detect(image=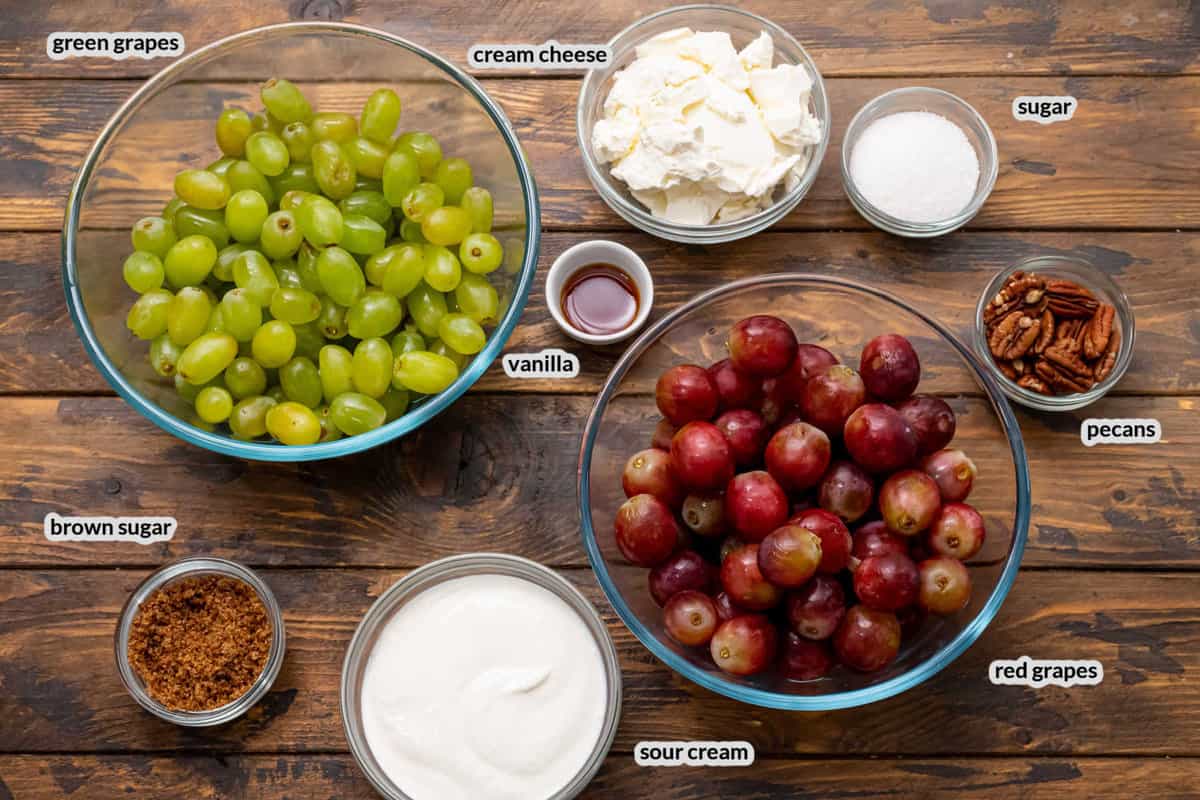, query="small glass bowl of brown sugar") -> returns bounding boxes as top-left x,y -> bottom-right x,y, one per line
974,255 -> 1135,412
115,557 -> 286,726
